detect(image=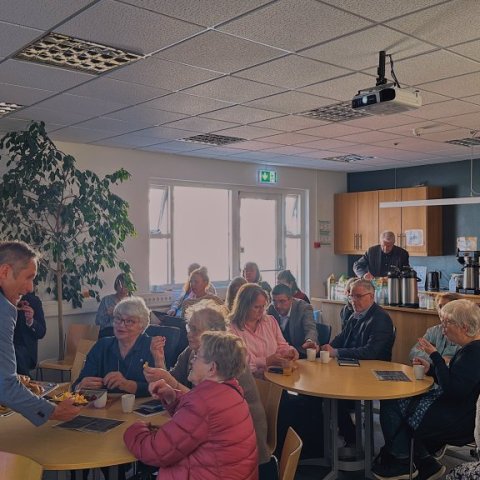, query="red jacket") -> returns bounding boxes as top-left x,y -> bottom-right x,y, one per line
124,379 -> 258,480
